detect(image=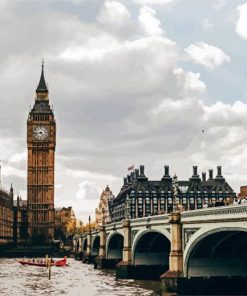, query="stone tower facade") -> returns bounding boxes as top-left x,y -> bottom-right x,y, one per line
27,63 -> 56,243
